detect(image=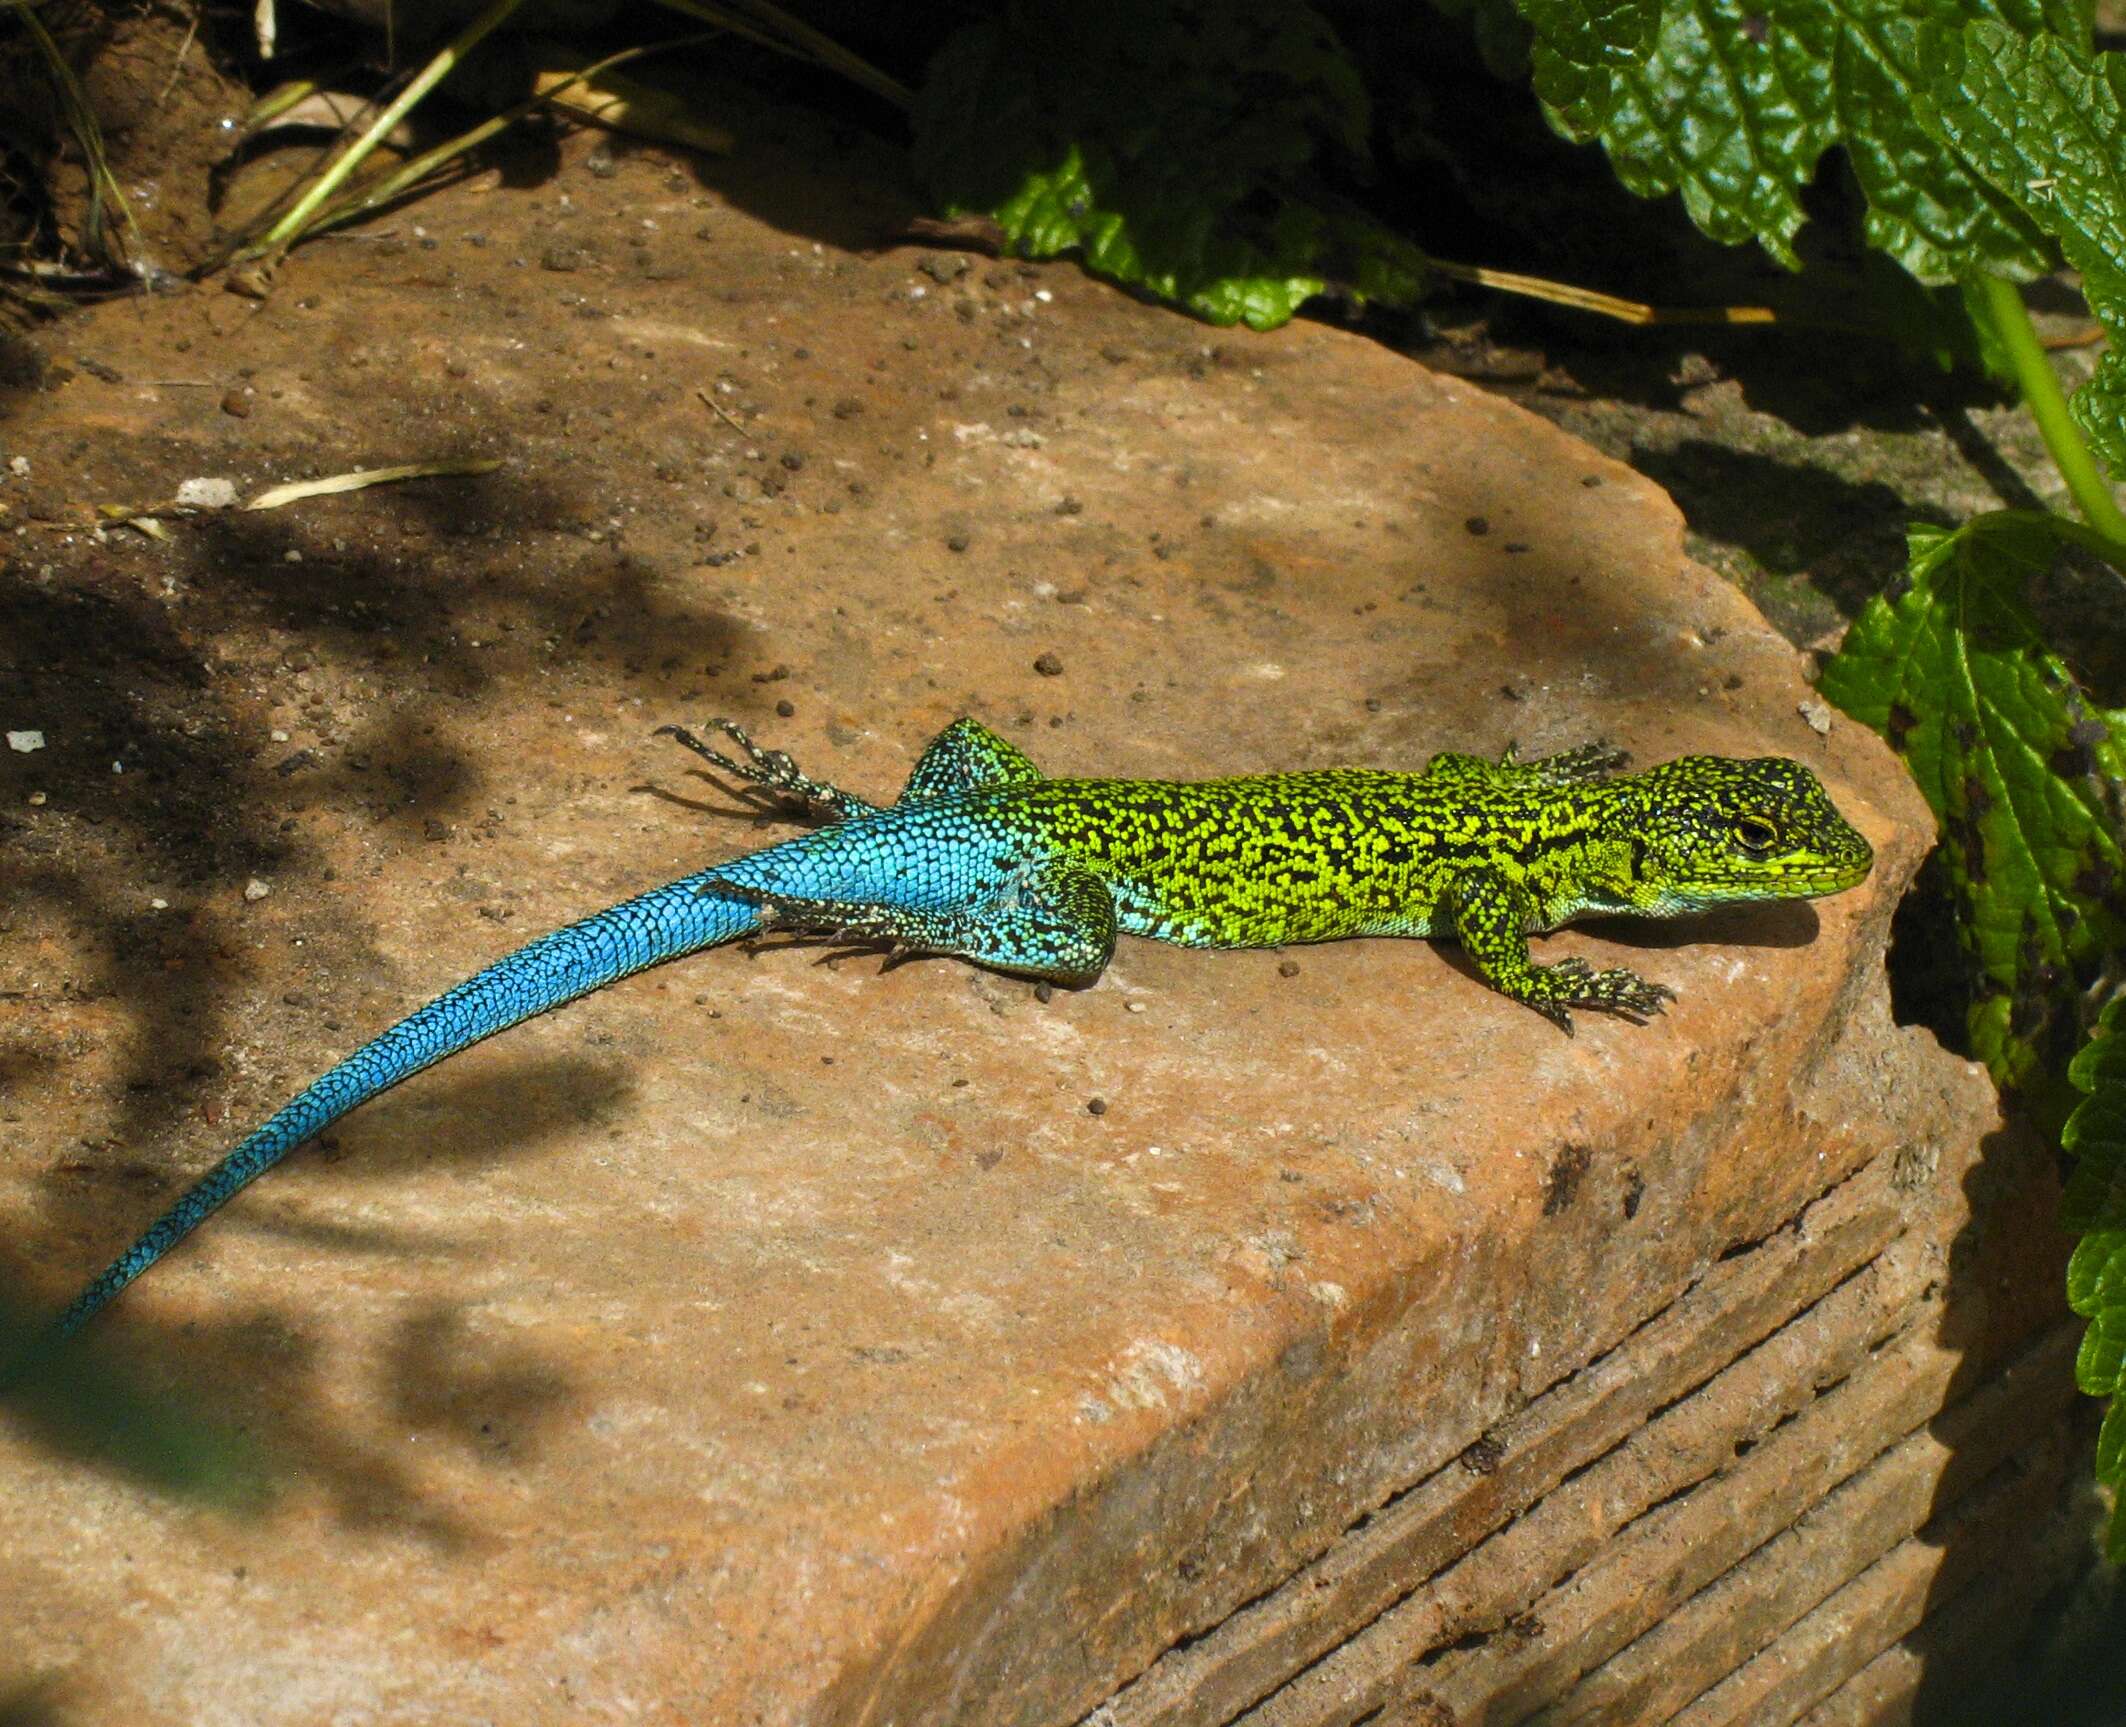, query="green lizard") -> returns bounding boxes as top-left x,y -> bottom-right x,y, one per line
17,717 -> 1872,1358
